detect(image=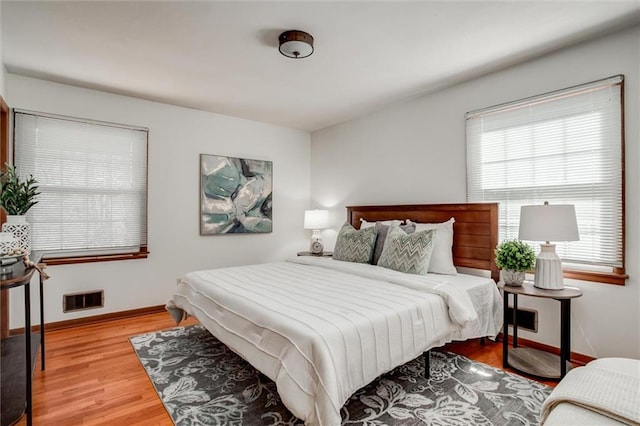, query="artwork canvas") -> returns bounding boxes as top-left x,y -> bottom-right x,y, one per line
200,154 -> 273,234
